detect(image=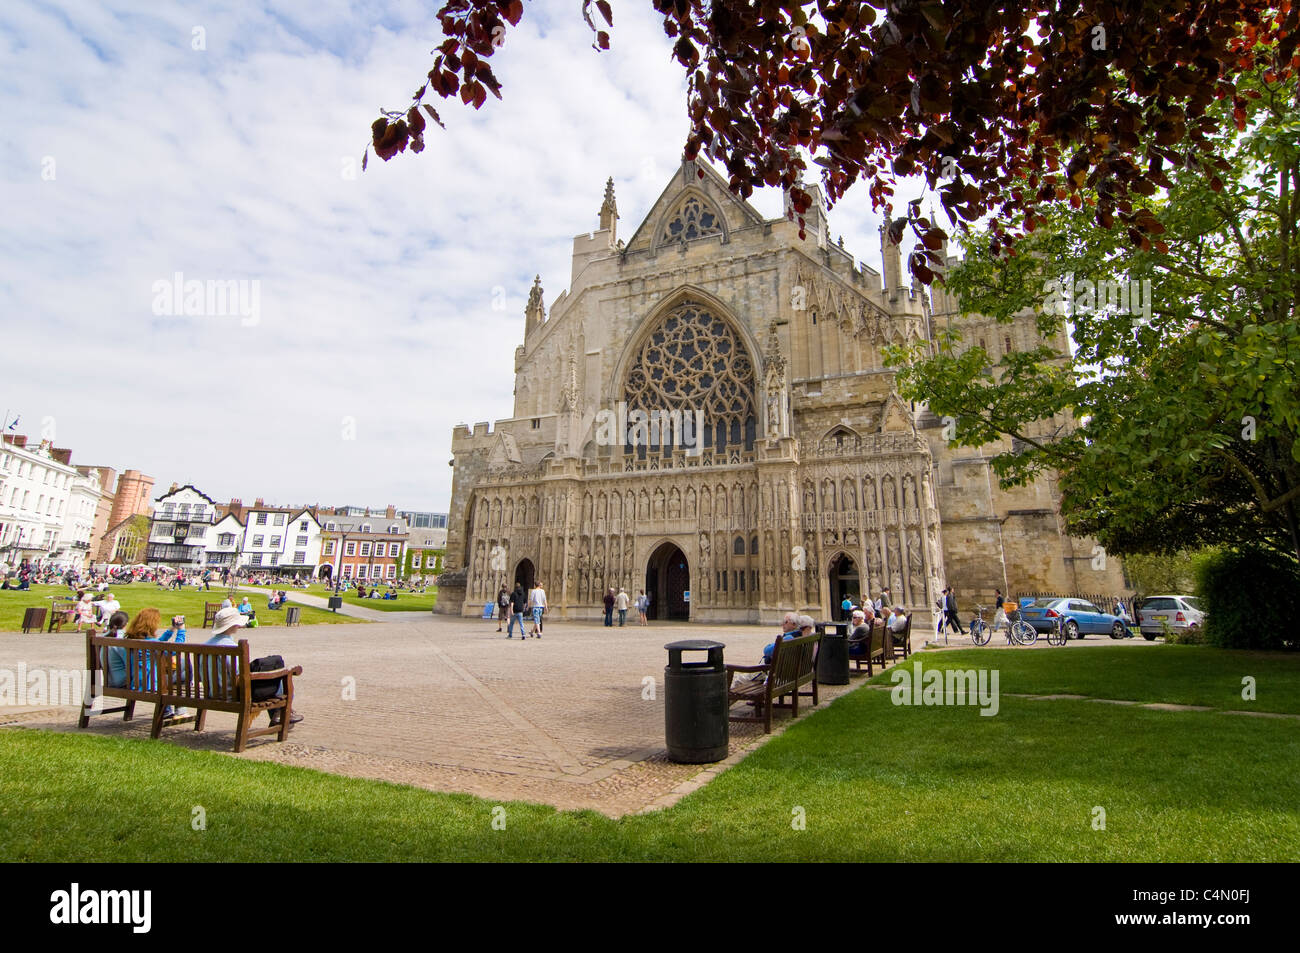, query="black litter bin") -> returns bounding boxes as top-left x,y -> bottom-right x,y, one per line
285,606 -> 302,626
327,596 -> 343,612
664,640 -> 729,763
815,622 -> 850,685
